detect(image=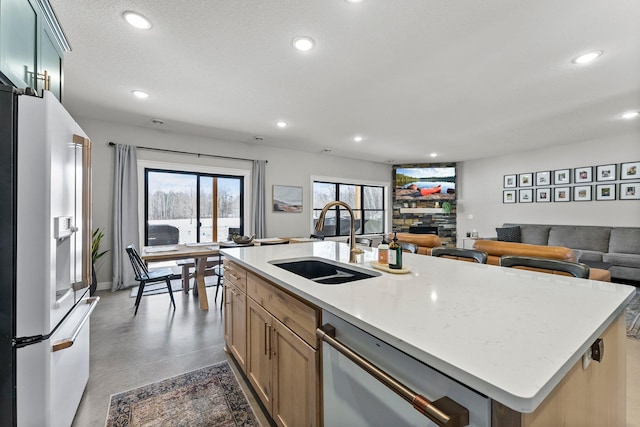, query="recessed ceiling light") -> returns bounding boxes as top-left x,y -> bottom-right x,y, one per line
572,50 -> 602,64
430,153 -> 438,158
131,90 -> 149,99
621,111 -> 639,119
353,136 -> 363,143
276,121 -> 288,128
292,36 -> 315,52
123,11 -> 152,30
